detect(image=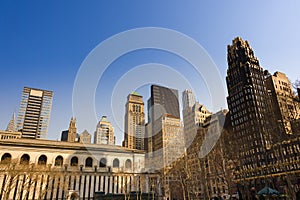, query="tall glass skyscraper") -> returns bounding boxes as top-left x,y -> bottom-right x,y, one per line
147,84 -> 180,123
17,87 -> 53,139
